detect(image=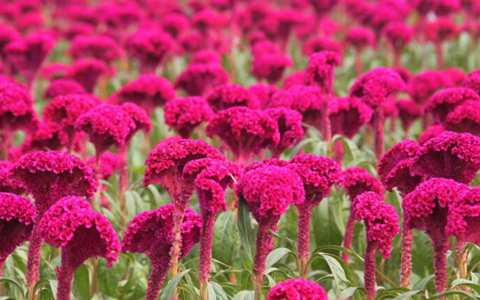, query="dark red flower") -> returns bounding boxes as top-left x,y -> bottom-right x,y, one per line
164,97 -> 213,137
